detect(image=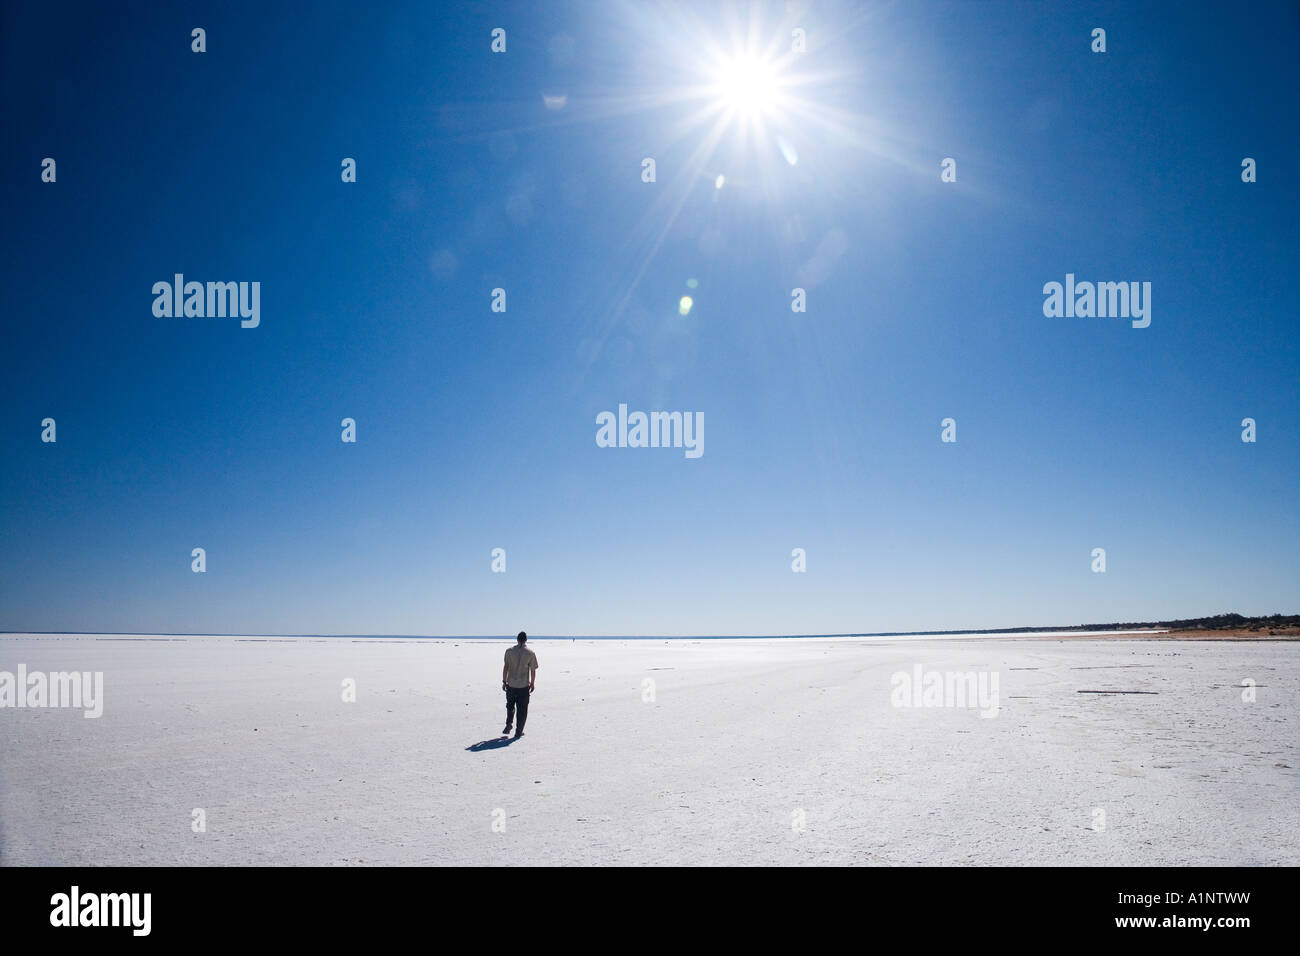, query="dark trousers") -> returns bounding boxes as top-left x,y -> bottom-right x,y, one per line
505,685 -> 530,731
